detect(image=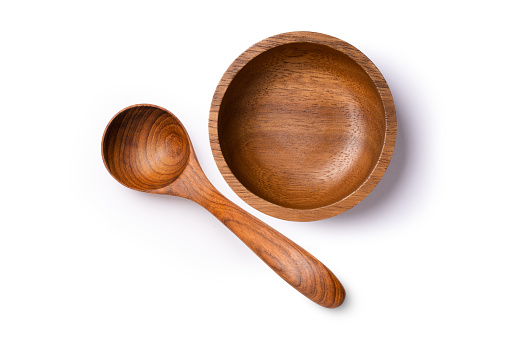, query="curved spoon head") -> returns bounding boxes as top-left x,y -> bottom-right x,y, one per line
102,104 -> 192,191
